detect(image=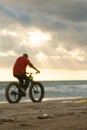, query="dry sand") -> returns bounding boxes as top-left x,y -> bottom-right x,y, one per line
0,98 -> 87,130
